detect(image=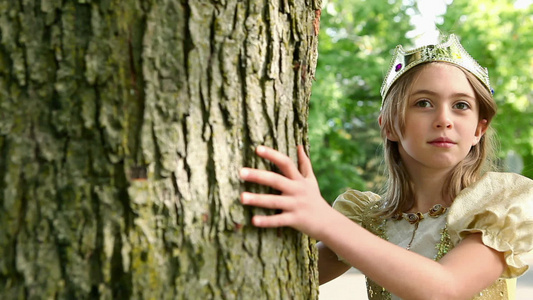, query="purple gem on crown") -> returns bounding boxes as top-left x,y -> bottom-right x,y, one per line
395,63 -> 402,72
